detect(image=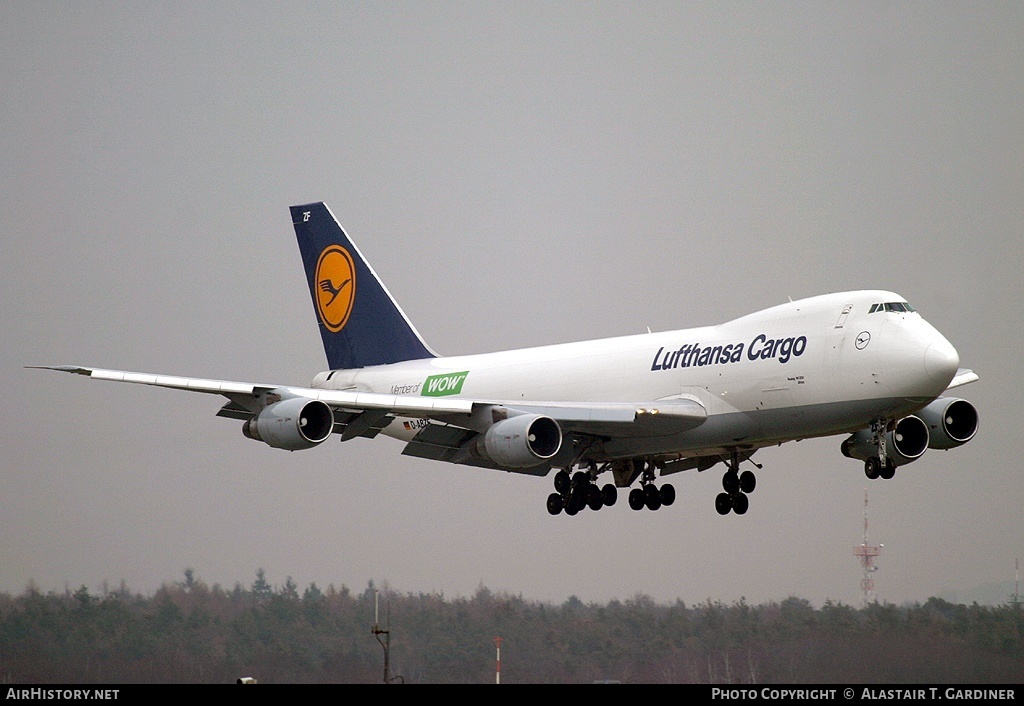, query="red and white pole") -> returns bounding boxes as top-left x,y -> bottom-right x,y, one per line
494,636 -> 503,684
